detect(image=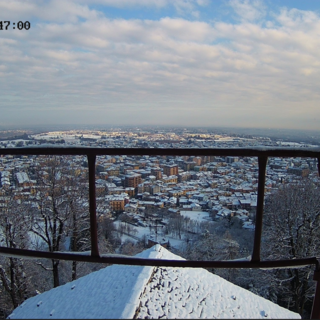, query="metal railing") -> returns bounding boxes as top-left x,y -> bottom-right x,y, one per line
0,146 -> 320,318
